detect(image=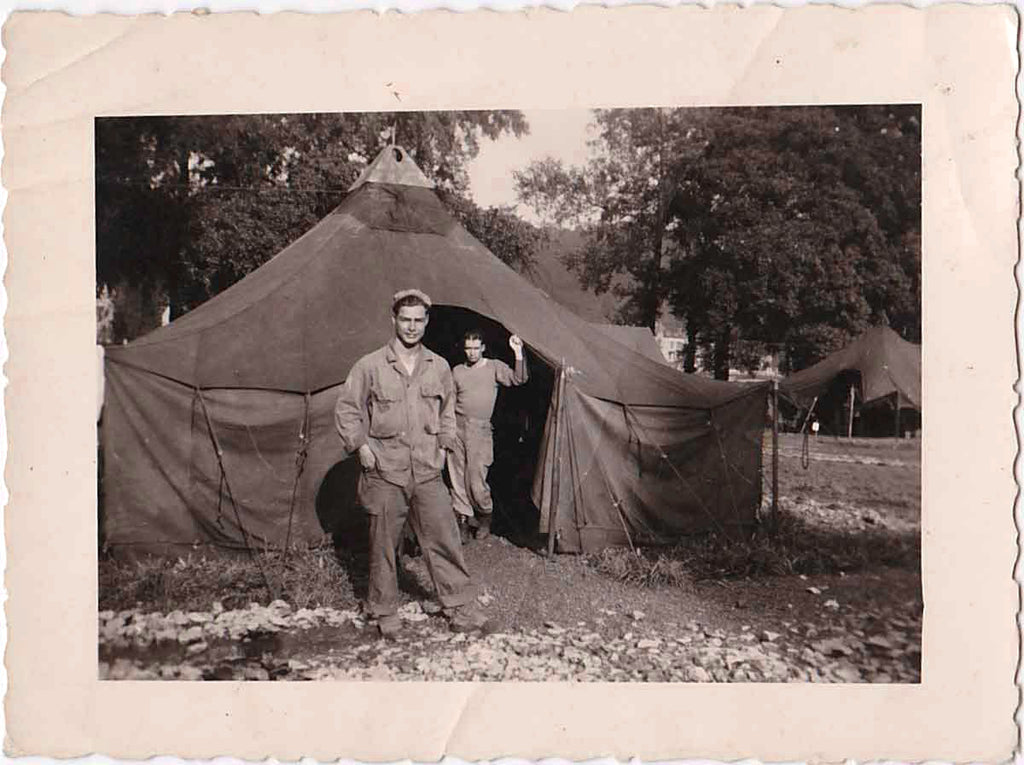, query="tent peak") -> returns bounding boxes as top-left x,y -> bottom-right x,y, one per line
348,144 -> 435,191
